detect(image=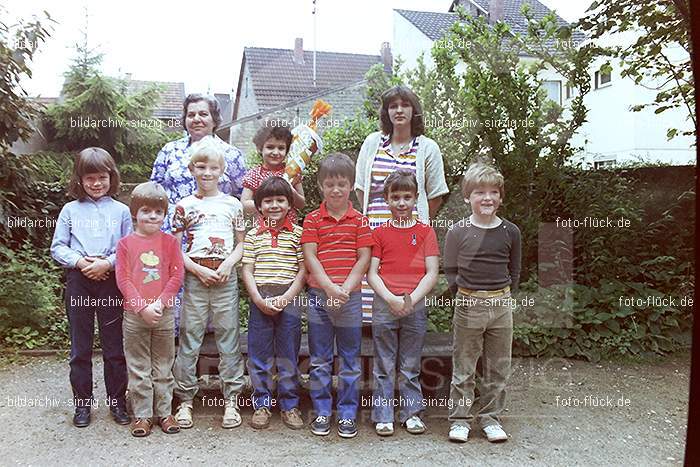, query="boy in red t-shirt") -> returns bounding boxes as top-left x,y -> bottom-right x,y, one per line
301,153 -> 374,439
367,170 -> 439,437
115,182 -> 184,437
